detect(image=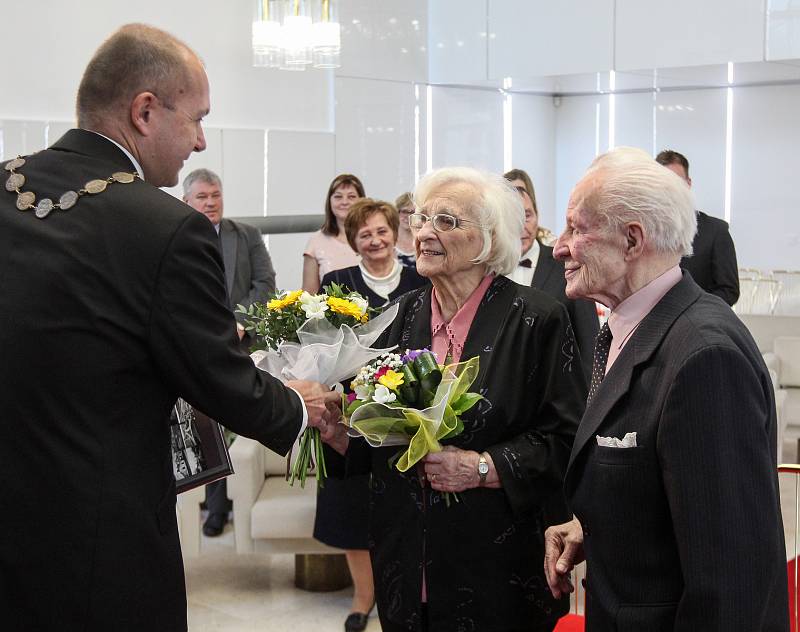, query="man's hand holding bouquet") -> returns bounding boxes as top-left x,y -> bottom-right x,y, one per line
238,283 -> 397,487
